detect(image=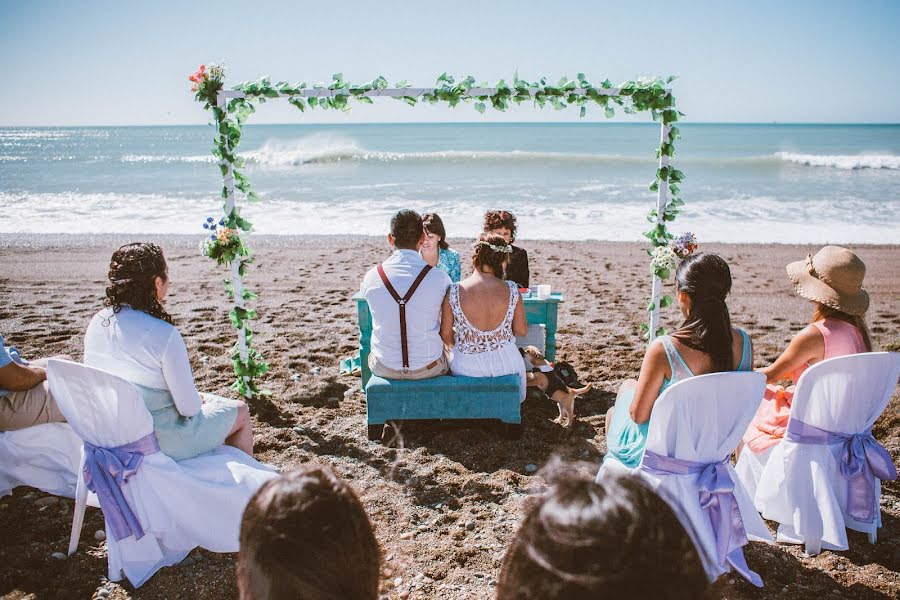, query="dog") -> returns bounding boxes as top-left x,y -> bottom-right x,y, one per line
519,346 -> 591,427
